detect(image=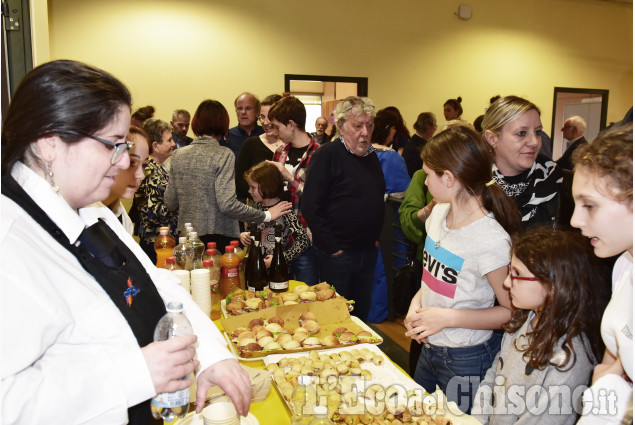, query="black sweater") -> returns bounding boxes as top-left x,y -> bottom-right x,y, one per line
302,141 -> 385,254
